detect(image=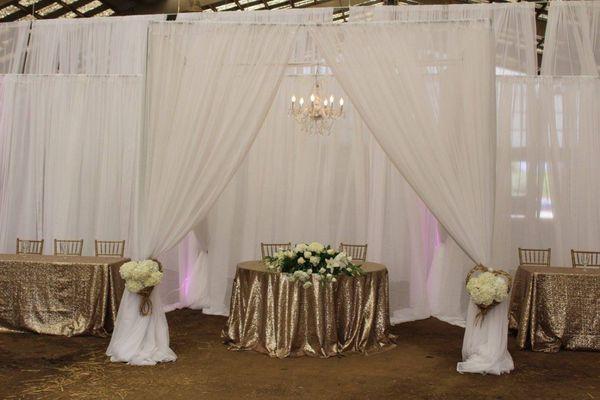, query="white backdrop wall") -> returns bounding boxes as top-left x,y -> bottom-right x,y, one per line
493,76 -> 600,270
0,75 -> 143,254
349,3 -> 538,75
542,0 -> 600,76
24,15 -> 166,74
